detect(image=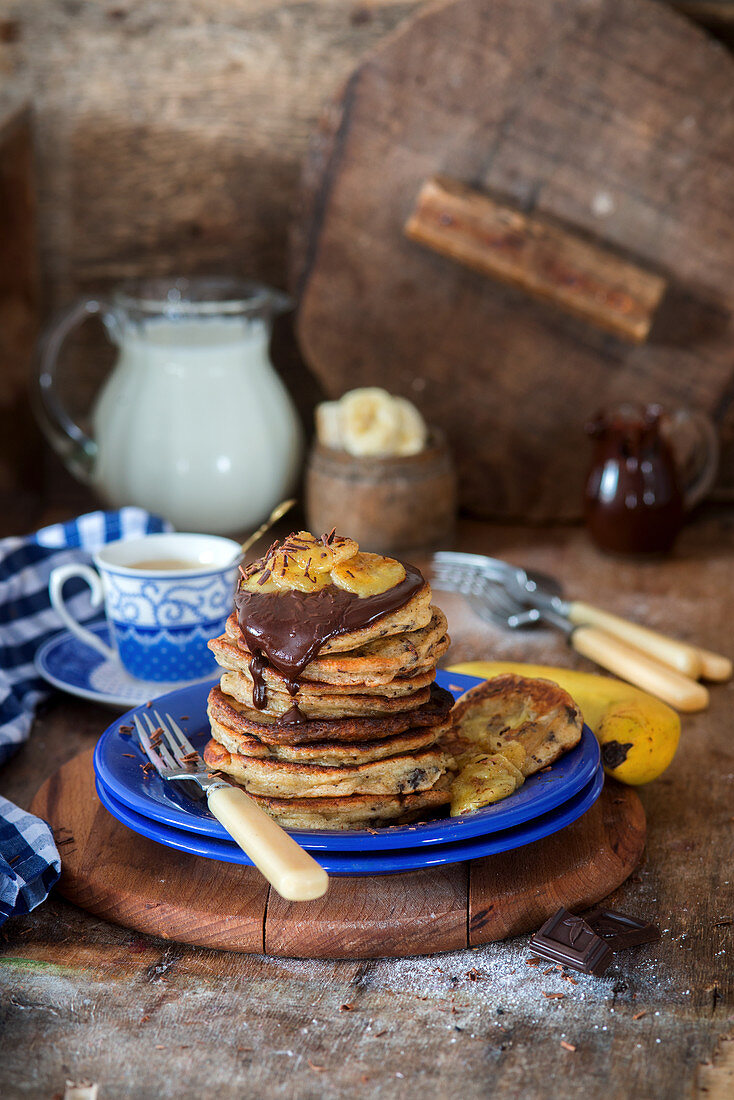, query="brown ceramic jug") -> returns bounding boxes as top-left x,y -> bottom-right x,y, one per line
584,403 -> 718,555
